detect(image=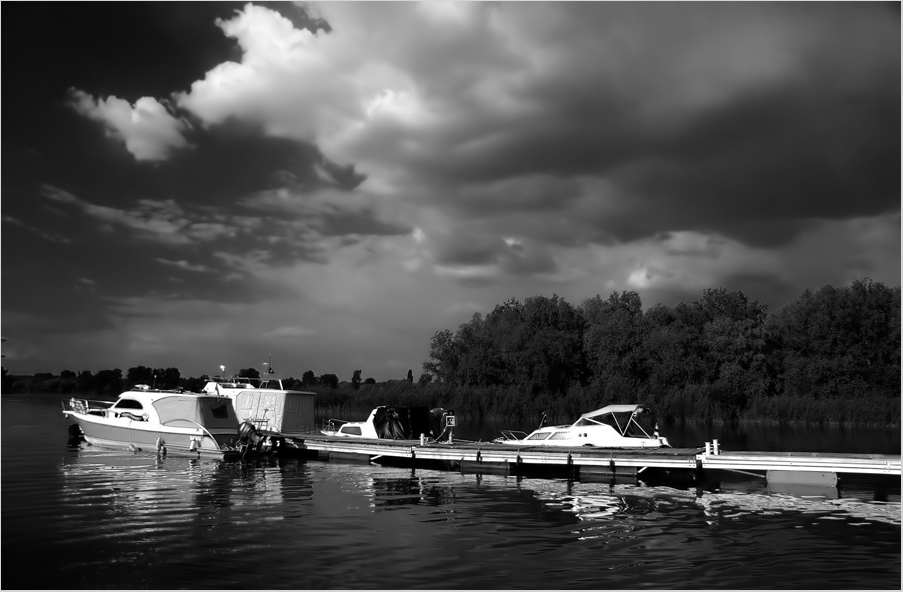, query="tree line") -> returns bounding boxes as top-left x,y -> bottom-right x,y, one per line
0,361 -> 413,399
3,278 -> 899,427
414,279 -> 900,426
0,366 -> 349,396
